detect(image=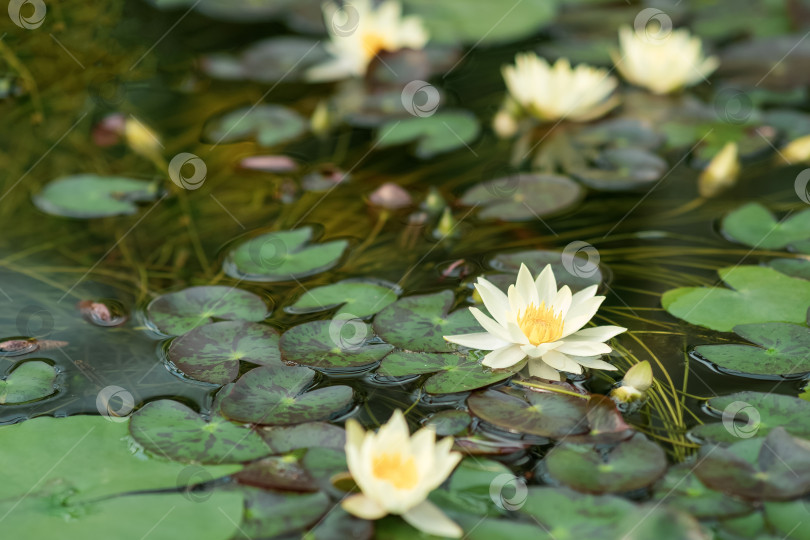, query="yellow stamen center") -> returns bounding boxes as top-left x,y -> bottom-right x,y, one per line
517,302 -> 564,346
371,452 -> 419,489
361,32 -> 389,61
